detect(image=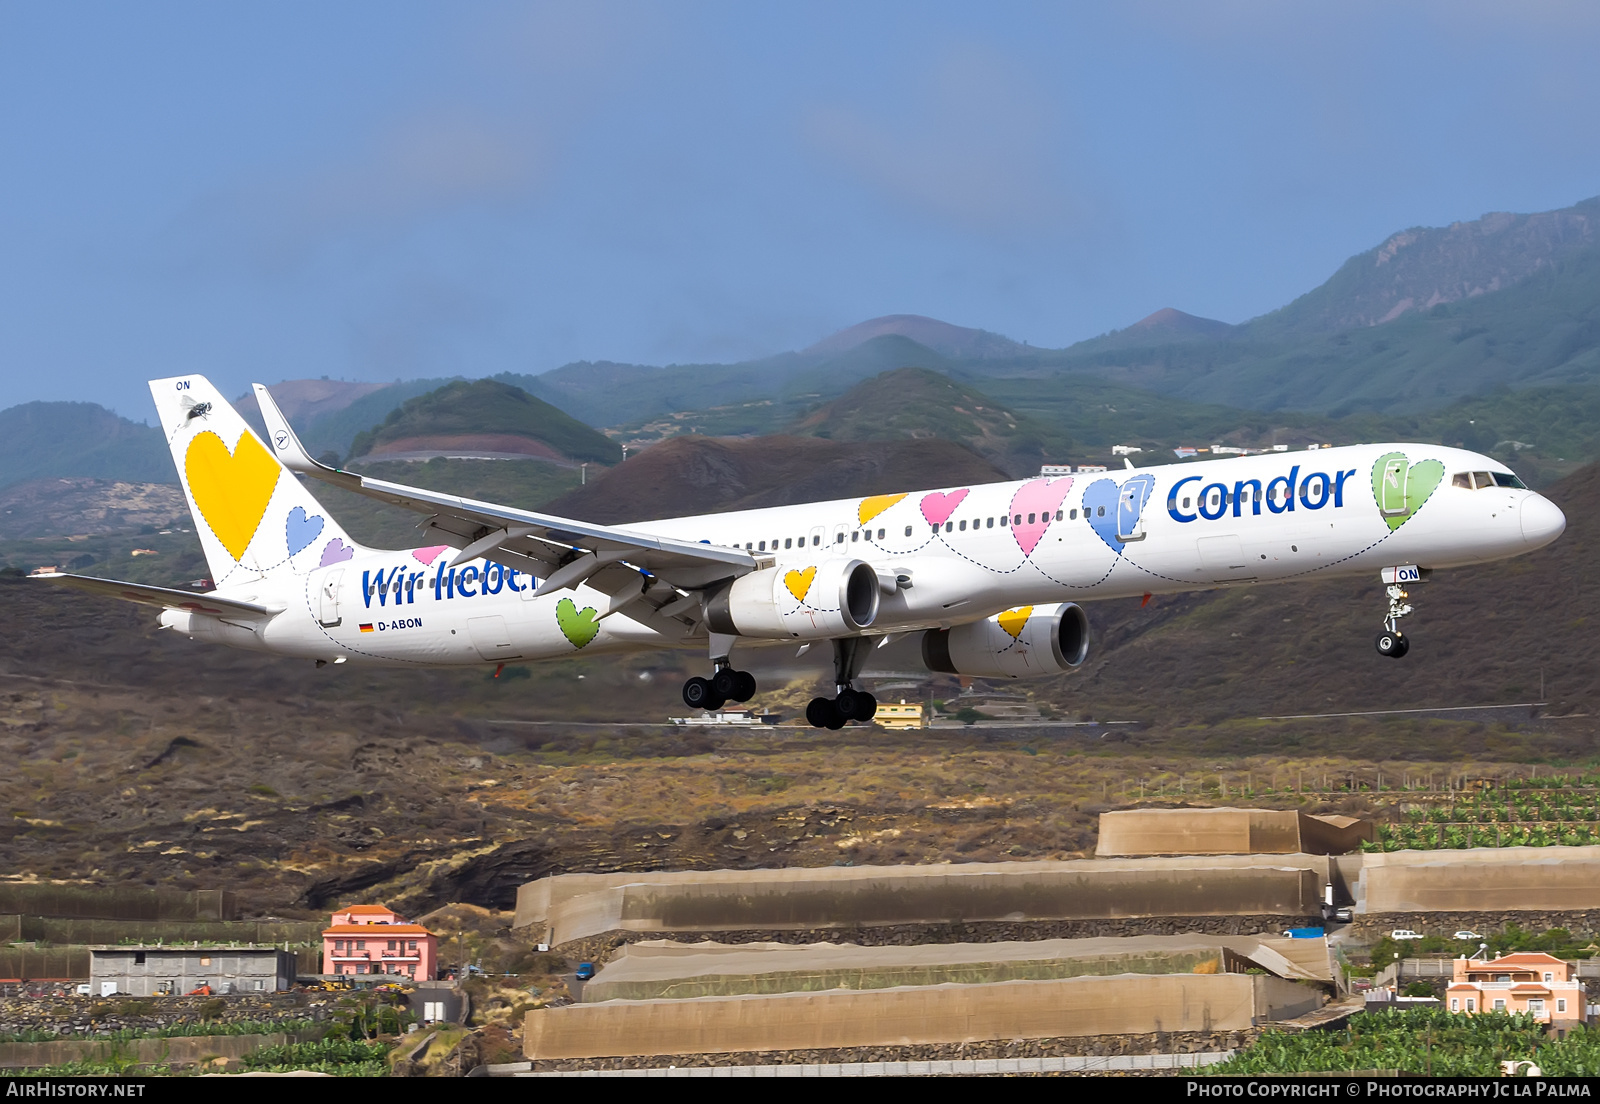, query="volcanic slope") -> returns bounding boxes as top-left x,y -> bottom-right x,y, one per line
540,433 -> 1009,524
0,465 -> 1592,917
347,379 -> 622,465
1048,460 -> 1597,728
